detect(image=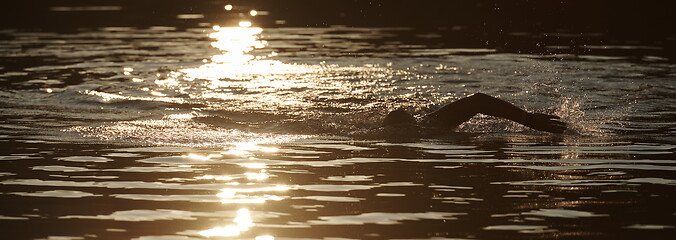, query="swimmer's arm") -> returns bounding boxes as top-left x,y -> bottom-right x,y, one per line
422,93 -> 566,133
